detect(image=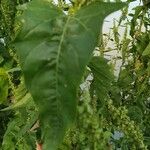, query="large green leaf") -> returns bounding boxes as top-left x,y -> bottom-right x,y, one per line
13,0 -> 125,149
